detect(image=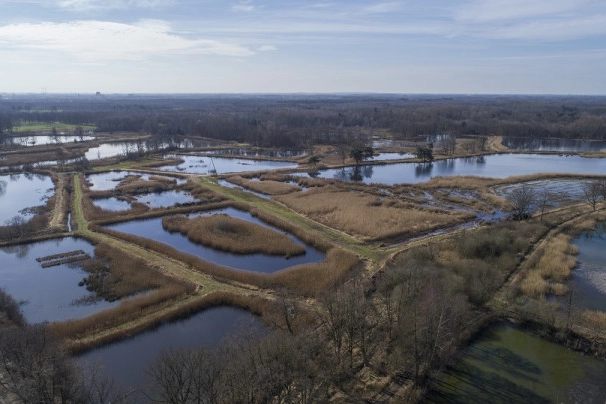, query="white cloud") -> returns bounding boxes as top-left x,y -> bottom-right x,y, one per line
0,20 -> 255,61
231,1 -> 256,13
455,0 -> 585,22
258,45 -> 276,51
361,2 -> 403,14
57,0 -> 176,12
489,14 -> 606,41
